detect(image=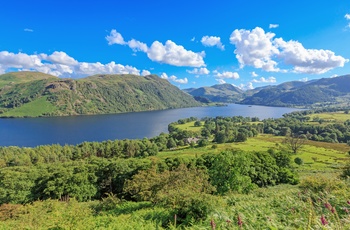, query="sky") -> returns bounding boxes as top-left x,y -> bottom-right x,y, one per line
0,0 -> 350,89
